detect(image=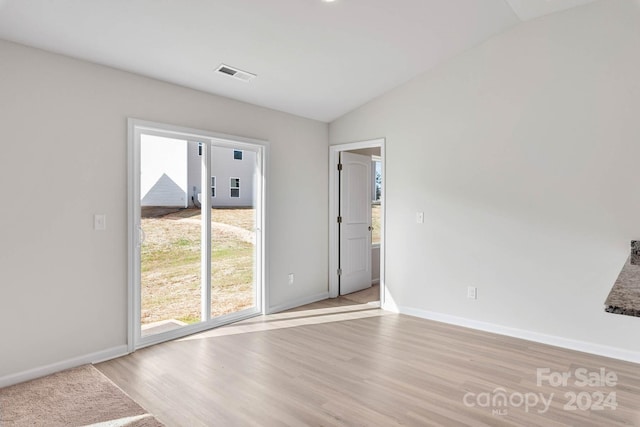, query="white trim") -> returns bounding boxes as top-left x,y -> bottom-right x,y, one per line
136,309 -> 261,349
258,147 -> 269,315
129,118 -> 266,148
0,345 -> 128,388
398,305 -> 640,364
201,143 -> 212,322
128,118 -> 269,351
329,139 -> 385,304
268,292 -> 330,314
328,148 -> 340,298
127,119 -> 137,353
